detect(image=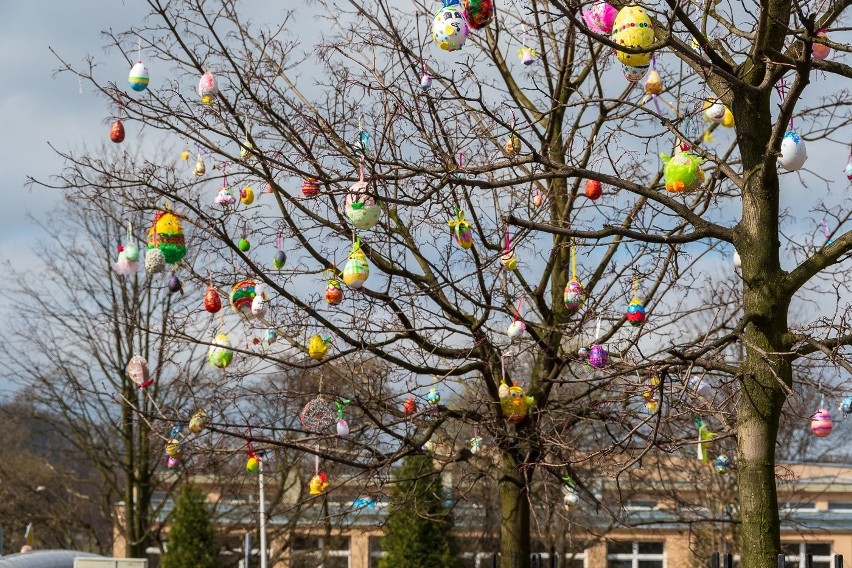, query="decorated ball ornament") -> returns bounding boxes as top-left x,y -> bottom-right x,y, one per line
812,29 -> 831,60
715,454 -> 731,474
128,61 -> 149,92
810,408 -> 833,437
448,209 -> 474,250
208,333 -> 234,369
588,344 -> 608,368
272,250 -> 287,270
198,71 -> 218,104
462,0 -> 494,30
500,384 -> 535,423
308,335 -> 332,361
345,170 -> 382,230
238,237 -> 251,252
147,211 -> 187,265
188,410 -> 208,434
127,355 -> 154,388
250,294 -> 267,318
230,280 -> 258,317
301,178 -> 320,196
583,1 -> 618,34
145,247 -> 166,274
564,278 -> 585,313
778,130 -> 808,171
110,120 -> 125,143
309,472 -> 329,495
215,187 -> 237,206
562,478 -> 580,511
626,297 -> 646,326
300,397 -> 337,432
661,148 -> 705,193
703,100 -> 726,123
343,239 -> 370,289
432,1 -> 469,52
584,179 -> 603,200
611,5 -> 655,67
204,285 -> 222,313
420,71 -> 433,90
